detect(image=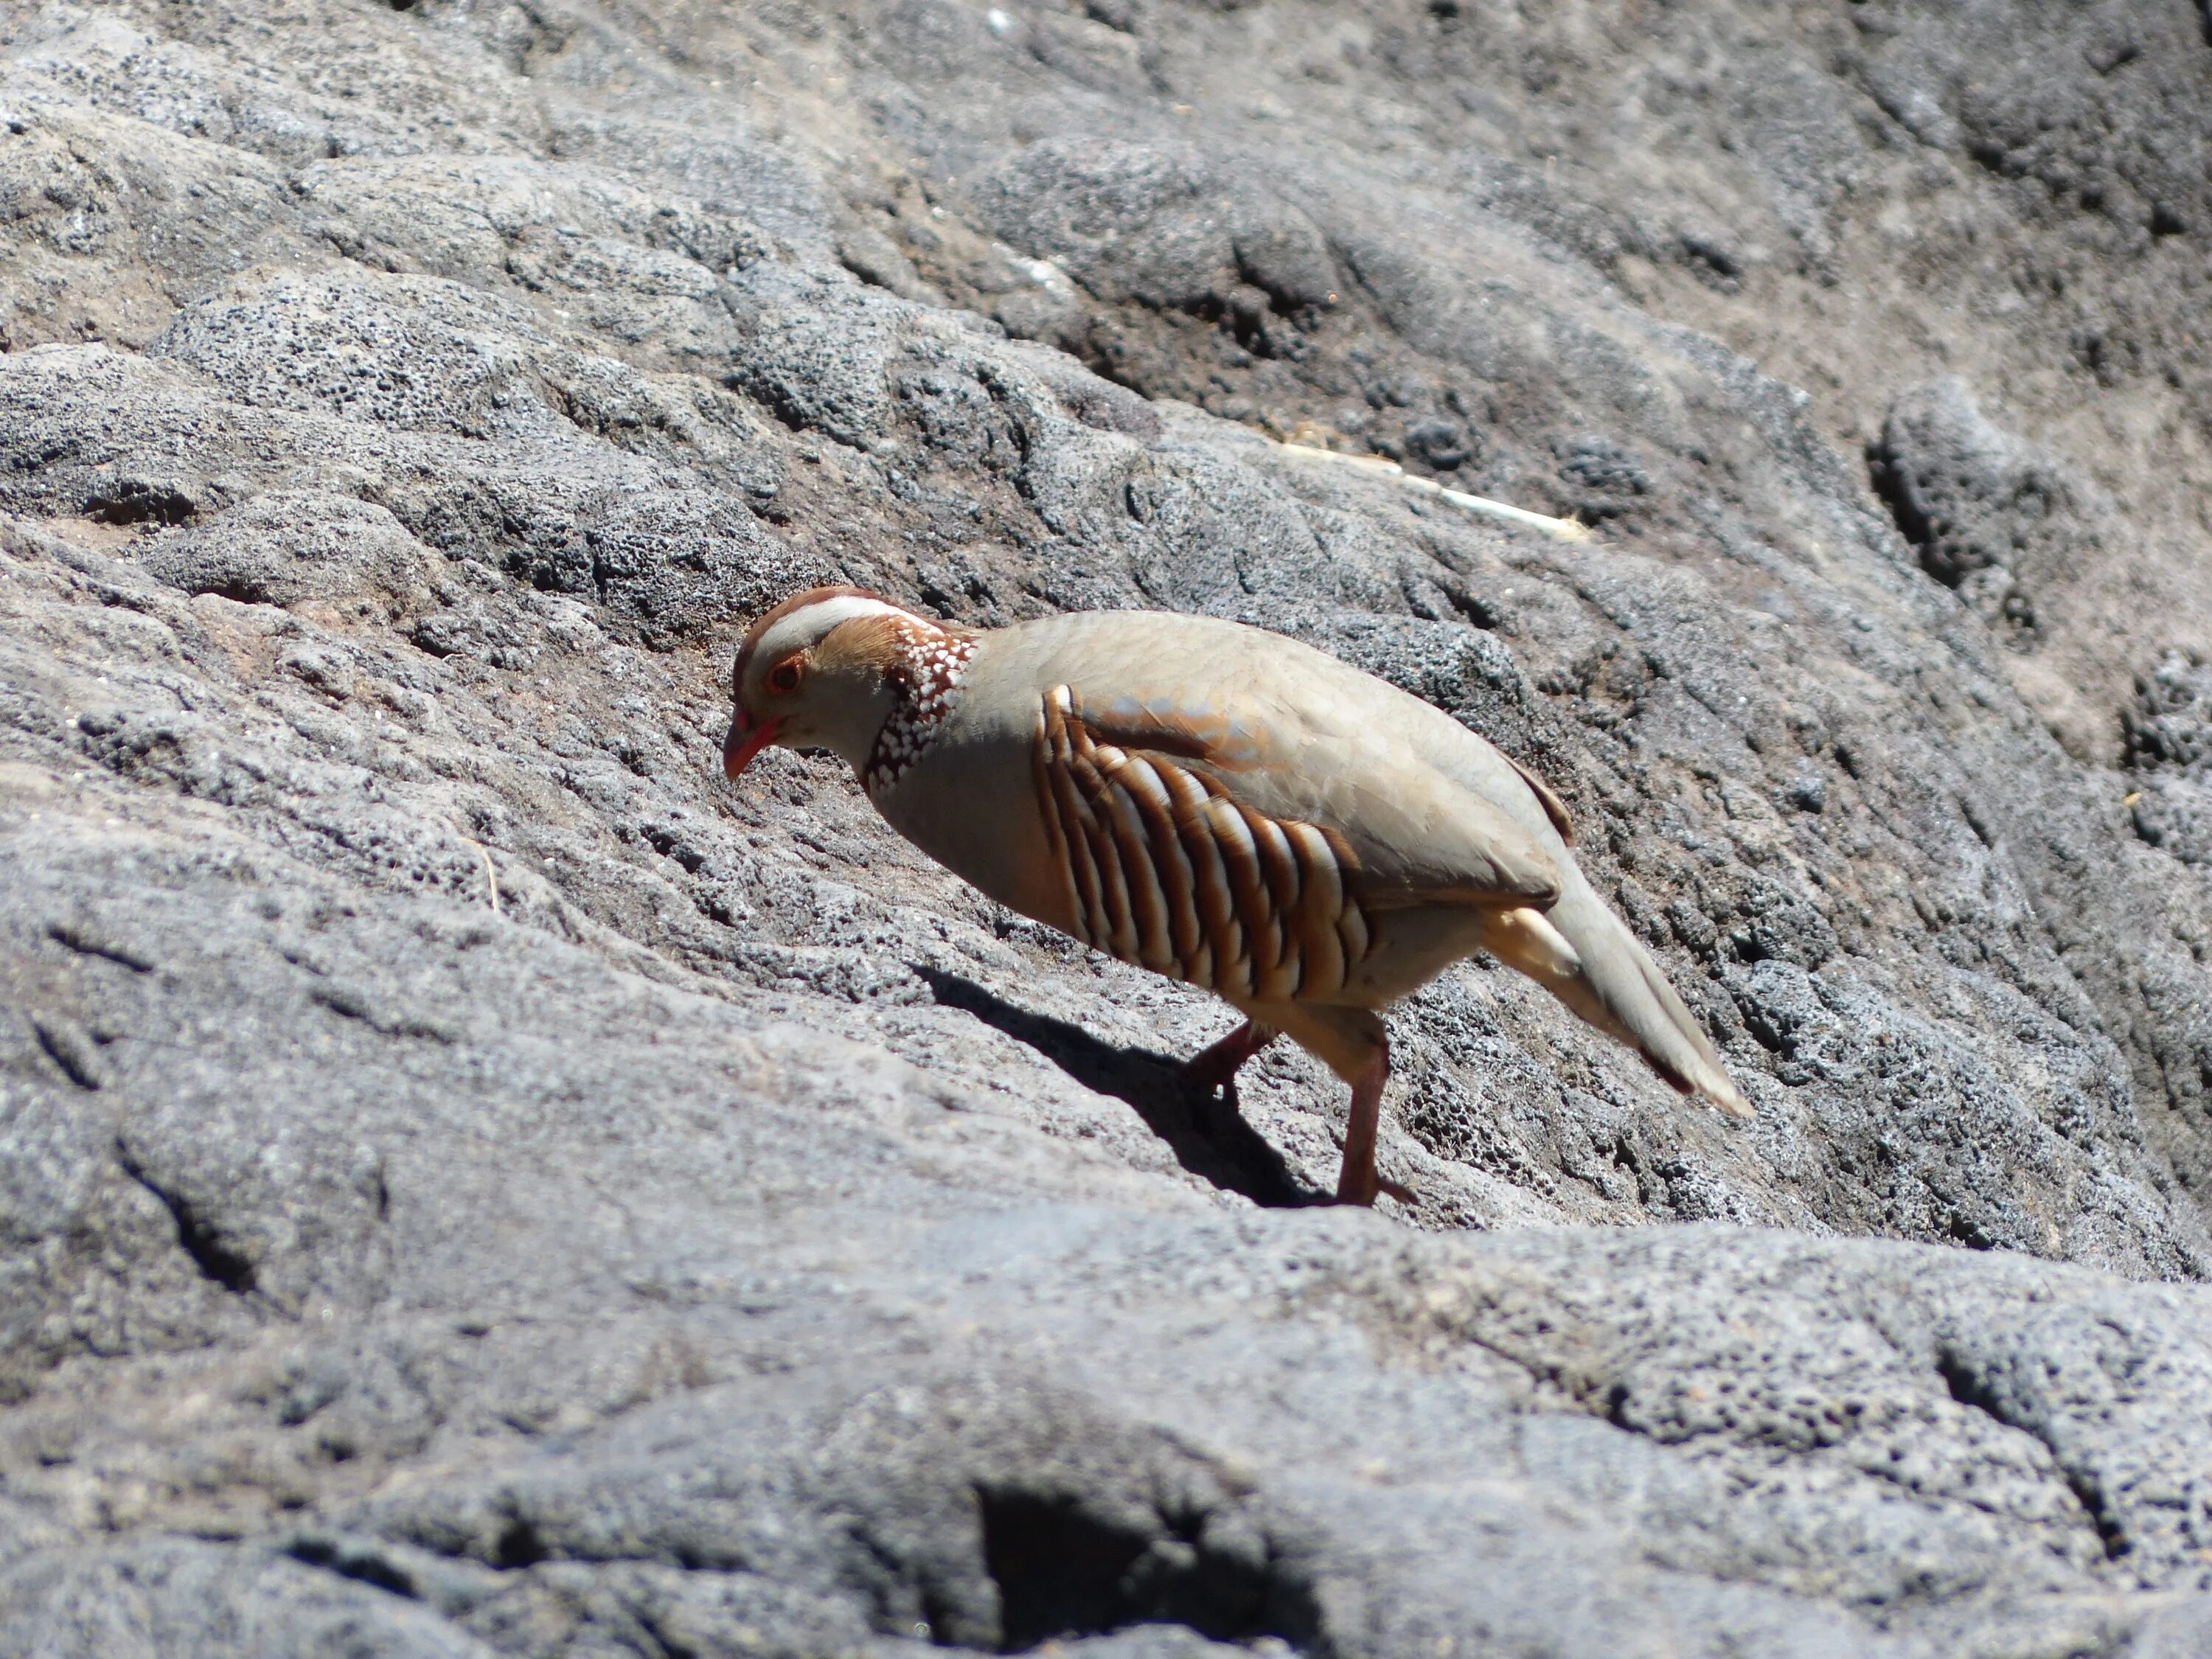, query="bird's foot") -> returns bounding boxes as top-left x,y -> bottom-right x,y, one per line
1183,1020 -> 1276,1096
1333,1043 -> 1411,1208
1332,1164 -> 1418,1208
